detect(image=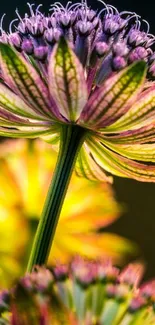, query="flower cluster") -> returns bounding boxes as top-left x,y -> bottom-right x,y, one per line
0,1 -> 154,182
1,258 -> 155,324
1,1 -> 155,76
